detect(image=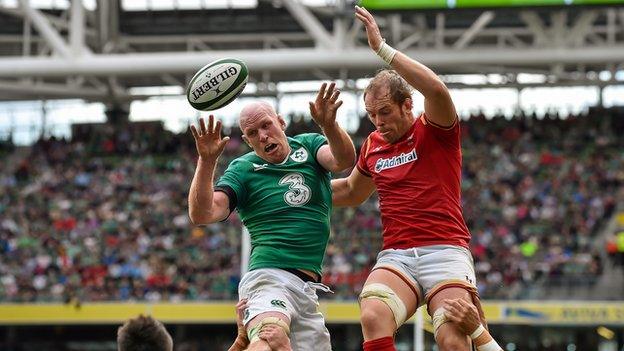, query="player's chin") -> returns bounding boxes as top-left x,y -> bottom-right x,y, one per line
380,133 -> 394,143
